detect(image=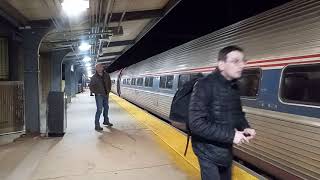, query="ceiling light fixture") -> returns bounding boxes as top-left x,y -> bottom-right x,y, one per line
79,42 -> 91,51
83,56 -> 91,62
62,0 -> 89,17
